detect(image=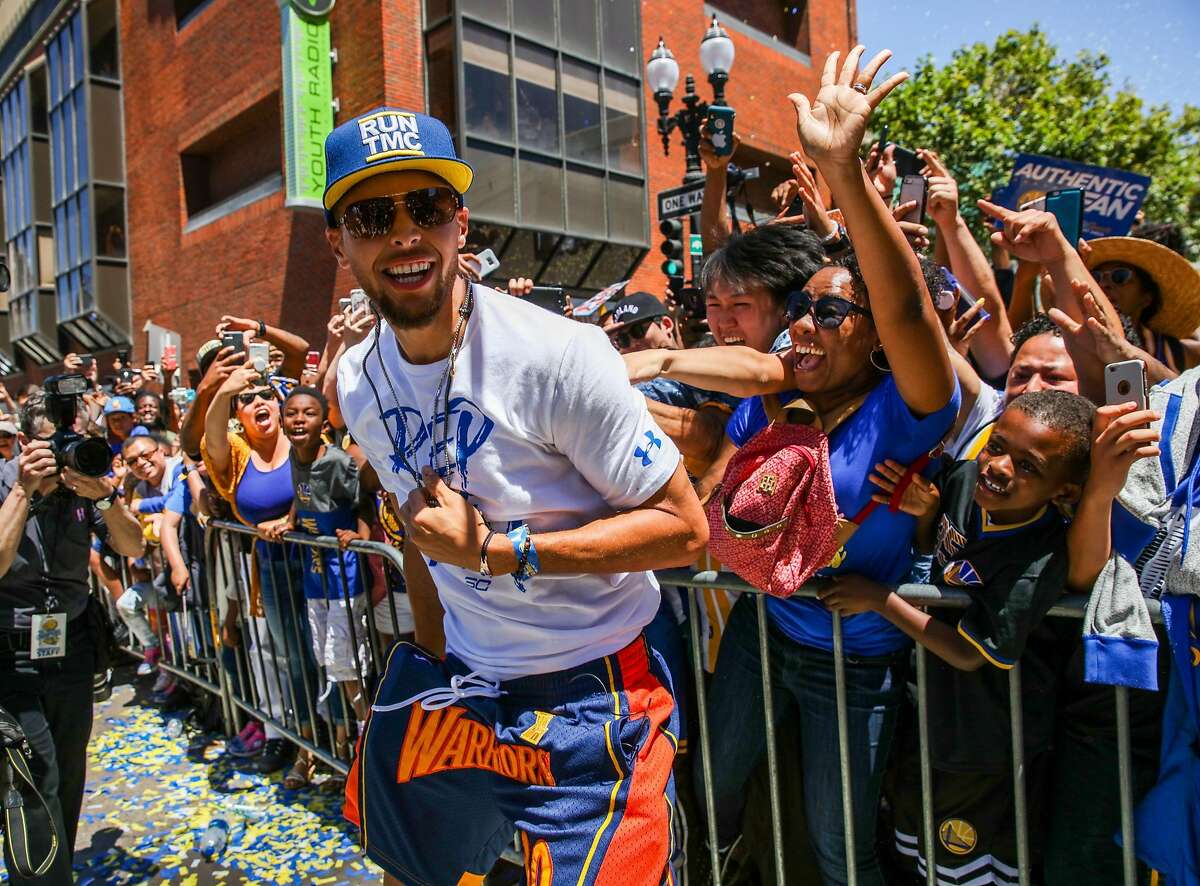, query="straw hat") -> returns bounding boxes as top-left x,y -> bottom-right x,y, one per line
1085,236 -> 1200,340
